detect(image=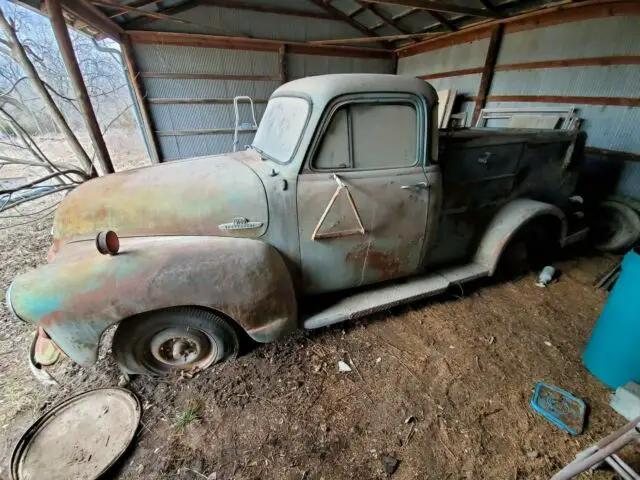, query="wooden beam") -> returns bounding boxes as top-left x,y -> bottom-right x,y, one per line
396,0 -> 640,58
482,95 -> 640,107
121,35 -> 161,163
362,0 -> 500,18
307,0 -> 381,39
193,0 -> 335,20
495,55 -> 640,71
93,0 -> 204,29
46,0 -> 114,174
418,66 -> 483,80
416,55 -> 640,80
108,0 -> 163,19
398,25 -> 493,57
128,30 -> 394,59
140,72 -> 281,81
309,31 -> 439,44
156,128 -> 249,136
477,0 -> 504,17
279,45 -> 287,85
59,0 -> 124,40
584,147 -> 640,162
148,98 -> 268,104
472,24 -> 502,125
